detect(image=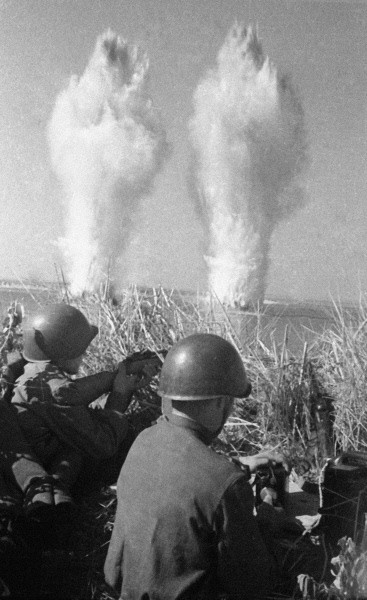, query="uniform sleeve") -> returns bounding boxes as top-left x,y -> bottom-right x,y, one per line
49,371 -> 116,406
214,475 -> 278,599
22,403 -> 130,459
